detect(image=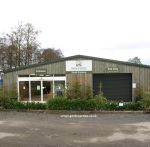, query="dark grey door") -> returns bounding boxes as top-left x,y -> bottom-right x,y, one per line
93,73 -> 132,101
